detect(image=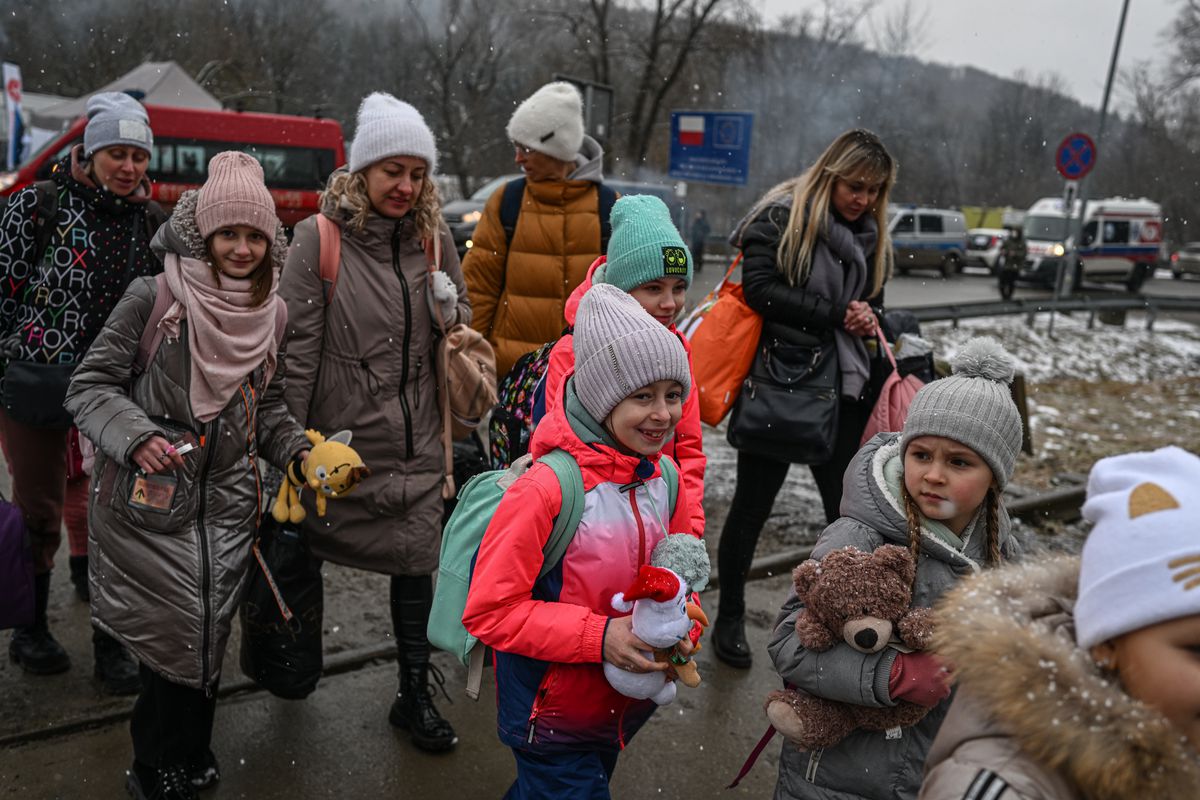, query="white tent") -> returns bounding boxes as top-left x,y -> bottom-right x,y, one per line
28,61 -> 220,130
